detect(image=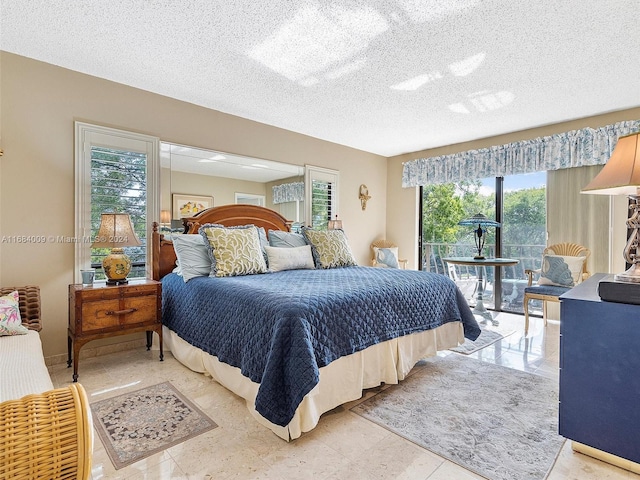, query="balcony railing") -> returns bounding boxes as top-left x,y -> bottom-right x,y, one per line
423,242 -> 546,315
